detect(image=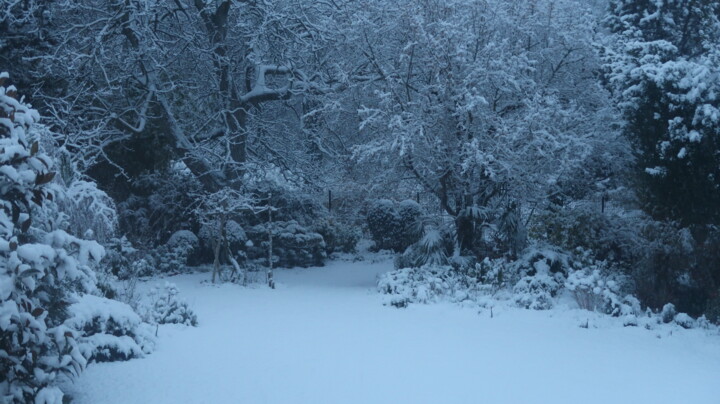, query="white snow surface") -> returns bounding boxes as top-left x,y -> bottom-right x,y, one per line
67,258 -> 720,404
